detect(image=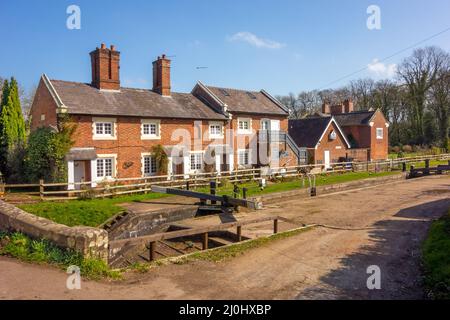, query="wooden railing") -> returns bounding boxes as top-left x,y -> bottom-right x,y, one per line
2,153 -> 450,201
